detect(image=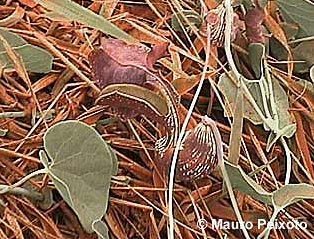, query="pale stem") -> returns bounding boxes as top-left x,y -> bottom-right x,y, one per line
0,185 -> 44,201
223,0 -> 251,238
0,111 -> 25,119
0,168 -> 47,194
167,23 -> 211,239
281,137 -> 292,185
